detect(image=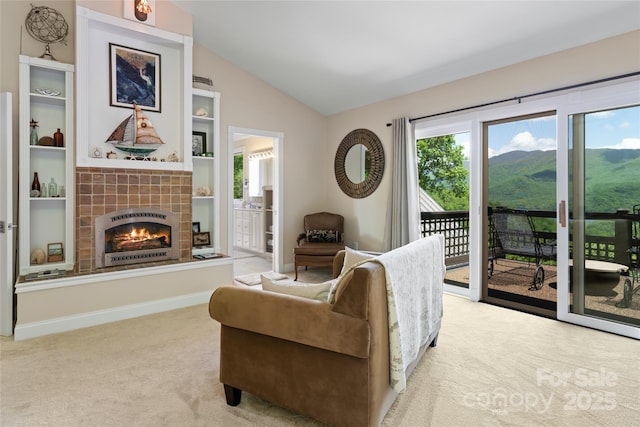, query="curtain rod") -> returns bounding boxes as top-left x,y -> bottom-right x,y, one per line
386,71 -> 640,127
